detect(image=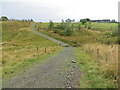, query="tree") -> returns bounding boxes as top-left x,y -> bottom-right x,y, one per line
86,18 -> 90,22
78,24 -> 81,31
0,16 -> 9,21
71,24 -> 74,29
72,19 -> 75,23
30,19 -> 33,22
87,22 -> 91,29
80,18 -> 90,25
80,19 -> 87,25
56,19 -> 65,29
64,23 -> 72,36
84,23 -> 87,28
65,19 -> 72,23
61,19 -> 64,23
48,20 -> 54,29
